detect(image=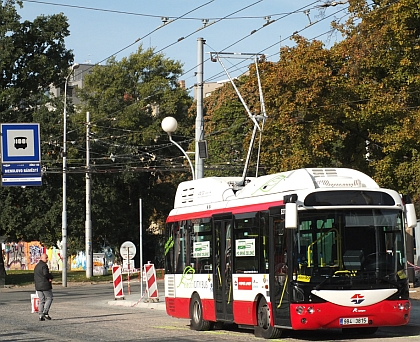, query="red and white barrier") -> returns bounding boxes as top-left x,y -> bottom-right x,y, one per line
112,265 -> 124,299
144,263 -> 158,299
